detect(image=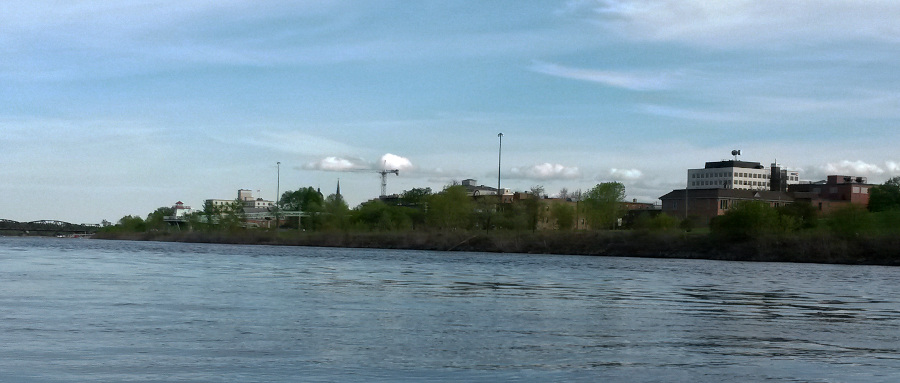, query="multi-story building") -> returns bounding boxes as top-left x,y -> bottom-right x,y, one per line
206,190 -> 274,210
687,160 -> 800,191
